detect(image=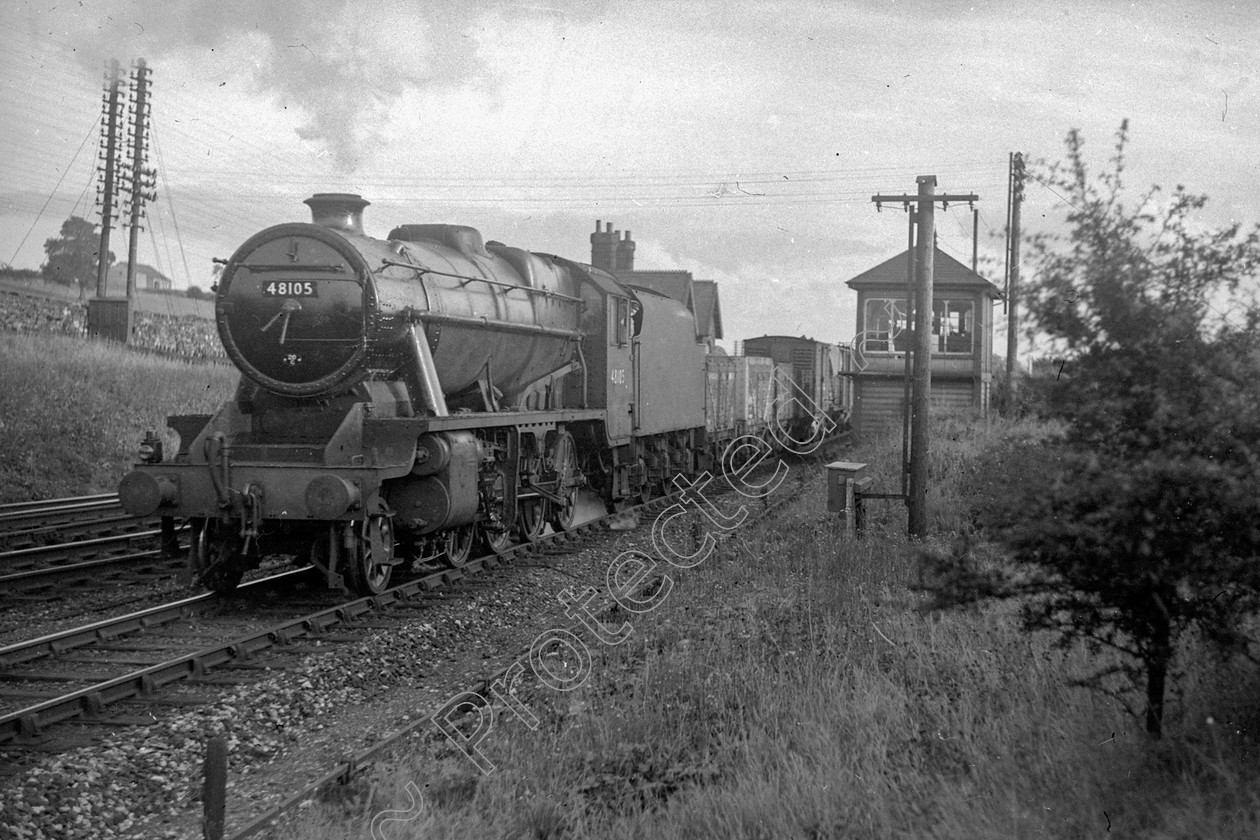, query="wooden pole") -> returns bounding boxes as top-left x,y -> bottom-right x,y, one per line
870,182 -> 977,538
202,735 -> 227,840
908,175 -> 936,538
95,61 -> 122,298
972,206 -> 979,272
1005,152 -> 1024,409
124,58 -> 150,326
901,210 -> 916,498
